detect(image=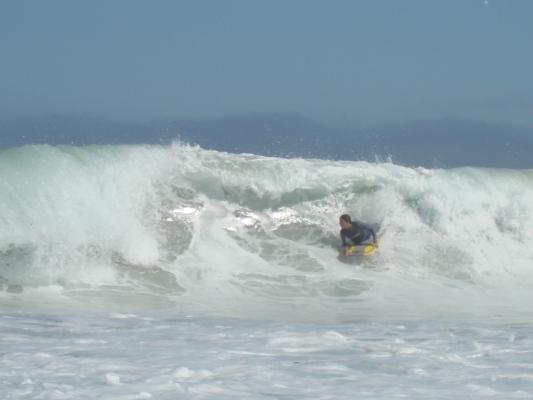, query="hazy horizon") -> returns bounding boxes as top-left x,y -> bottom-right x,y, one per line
2,112 -> 533,169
